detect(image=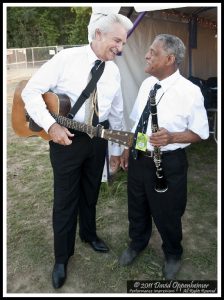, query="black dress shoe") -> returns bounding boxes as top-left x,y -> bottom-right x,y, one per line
119,247 -> 139,266
82,237 -> 109,252
162,257 -> 181,280
52,263 -> 67,289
